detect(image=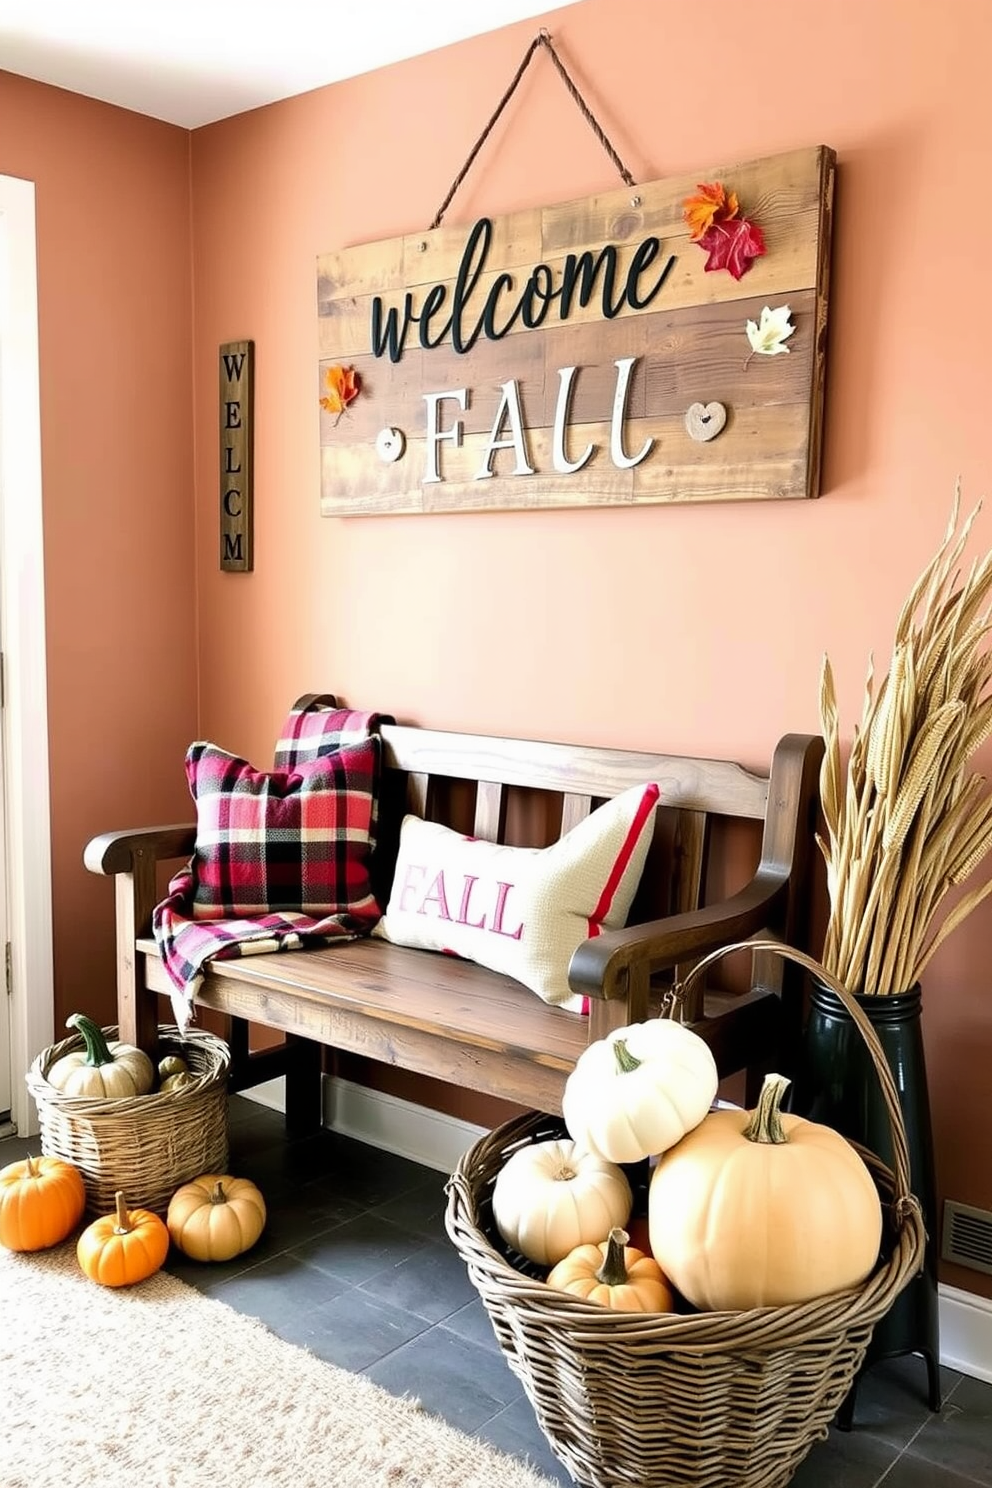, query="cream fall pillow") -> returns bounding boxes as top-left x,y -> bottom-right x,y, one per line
373,782 -> 659,1010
